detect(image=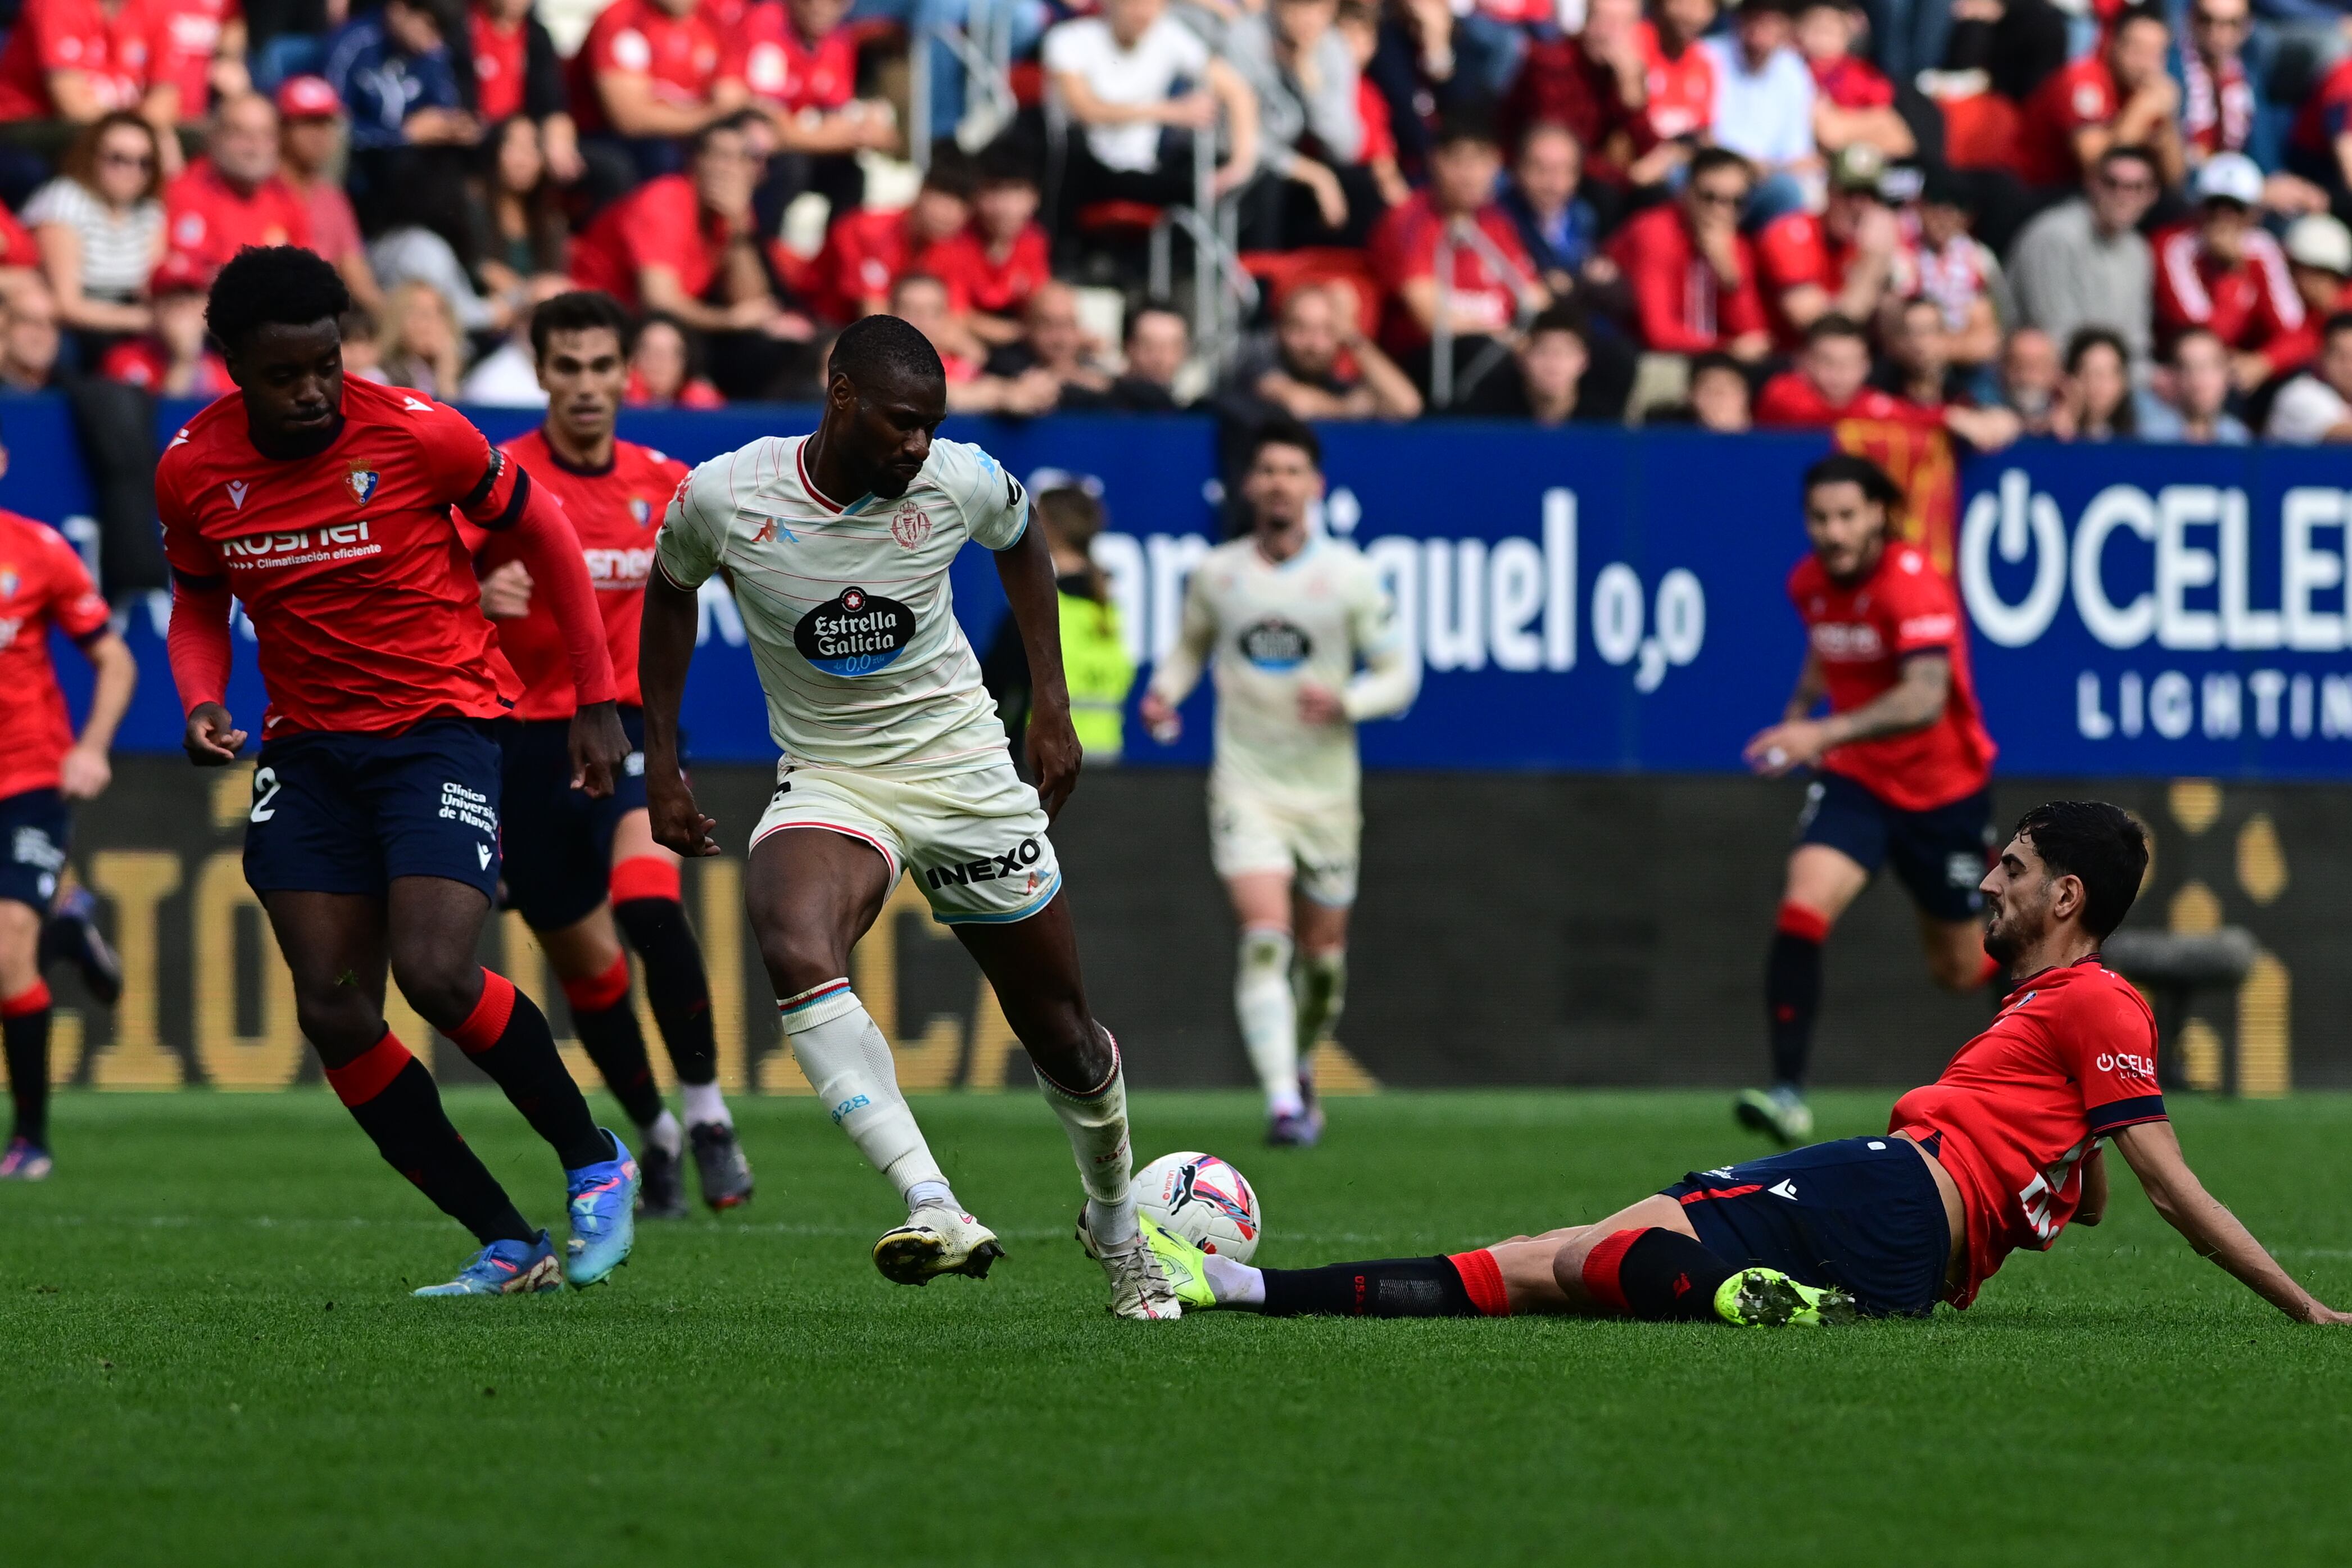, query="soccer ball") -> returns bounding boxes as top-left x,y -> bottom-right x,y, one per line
1135,1152 -> 1261,1262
